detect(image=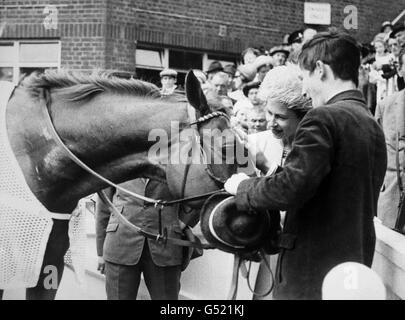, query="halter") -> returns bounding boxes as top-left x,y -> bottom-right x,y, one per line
188,109 -> 233,185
